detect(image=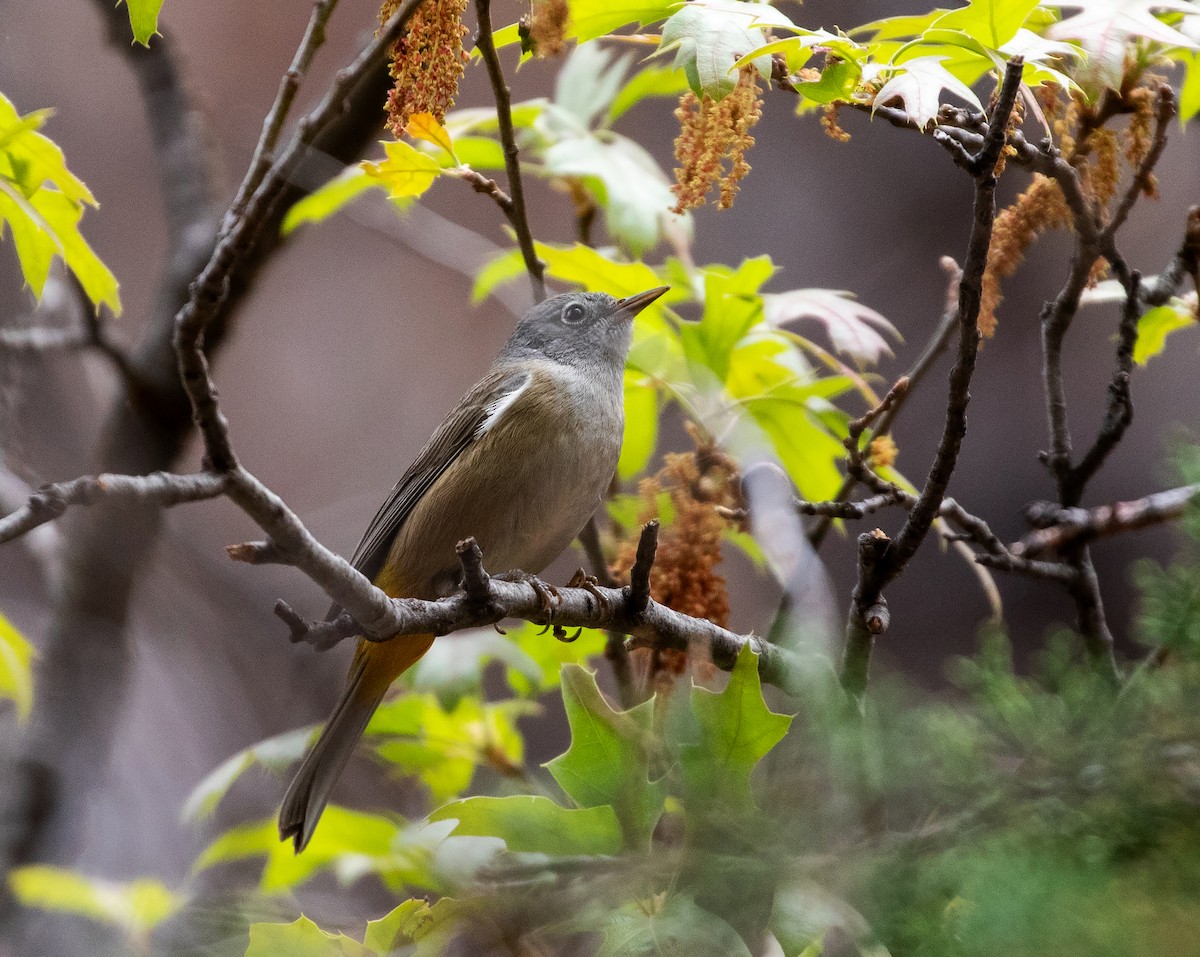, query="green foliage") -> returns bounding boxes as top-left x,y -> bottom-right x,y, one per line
429,795 -> 624,855
660,0 -> 788,99
0,93 -> 120,314
245,916 -> 364,957
679,643 -> 792,807
545,666 -> 663,846
1133,299 -> 1197,365
120,0 -> 166,46
0,609 -> 34,722
8,865 -> 183,942
182,726 -> 313,821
